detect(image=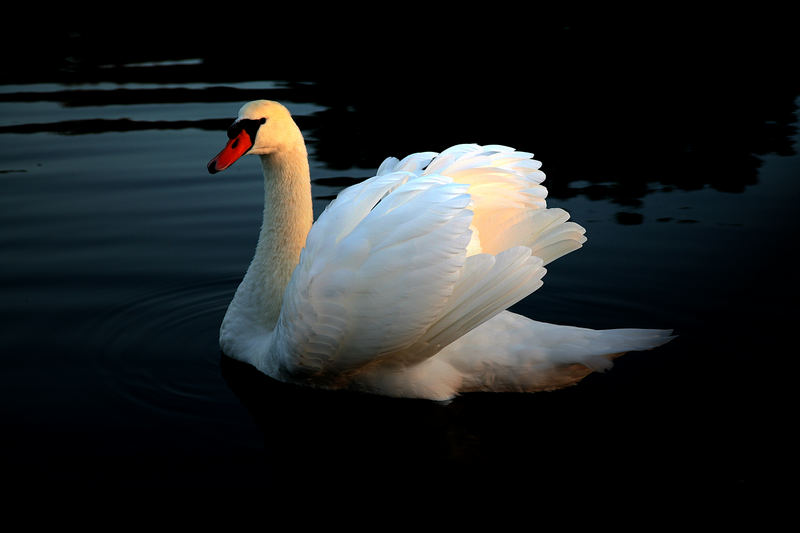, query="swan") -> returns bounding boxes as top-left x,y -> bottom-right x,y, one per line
207,100 -> 673,401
